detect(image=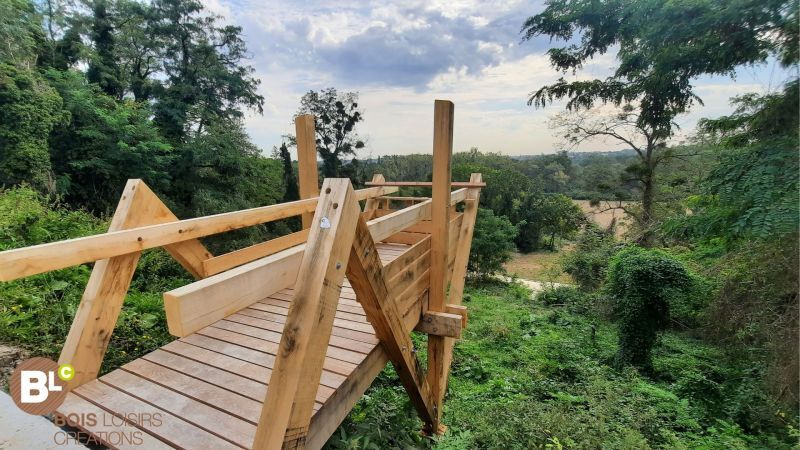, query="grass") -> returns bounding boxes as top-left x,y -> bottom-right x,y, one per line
326,280 -> 798,449
504,249 -> 574,284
